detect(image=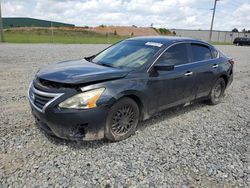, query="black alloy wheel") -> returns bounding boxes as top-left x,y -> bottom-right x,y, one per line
105,98 -> 139,141
208,78 -> 226,105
